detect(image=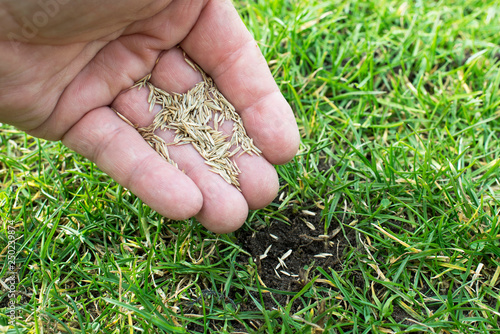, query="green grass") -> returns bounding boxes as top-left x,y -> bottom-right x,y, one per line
2,0 -> 500,332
